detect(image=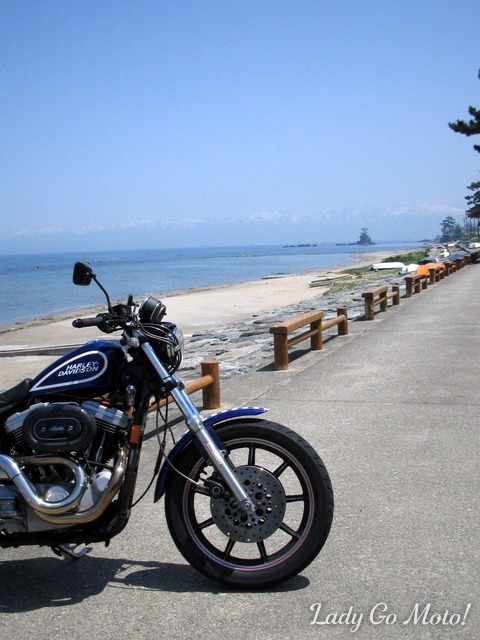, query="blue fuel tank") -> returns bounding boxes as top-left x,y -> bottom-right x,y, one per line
29,340 -> 126,396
